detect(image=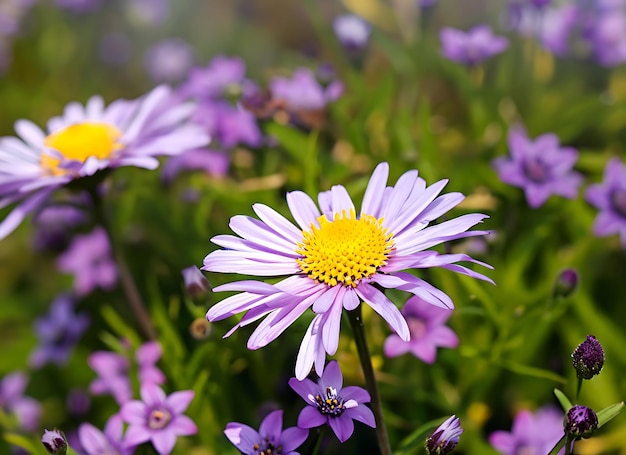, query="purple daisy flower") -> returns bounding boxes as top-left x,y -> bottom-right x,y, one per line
120,383 -> 197,455
78,414 -> 134,455
203,162 -> 492,379
0,85 -> 210,240
585,158 -> 626,247
29,294 -> 89,368
288,360 -> 375,443
224,410 -> 309,455
440,25 -> 509,65
489,406 -> 565,455
0,371 -> 41,432
383,296 -> 458,363
493,126 -> 583,208
57,227 -> 117,296
425,415 -> 463,455
178,55 -> 247,100
270,68 -> 343,111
